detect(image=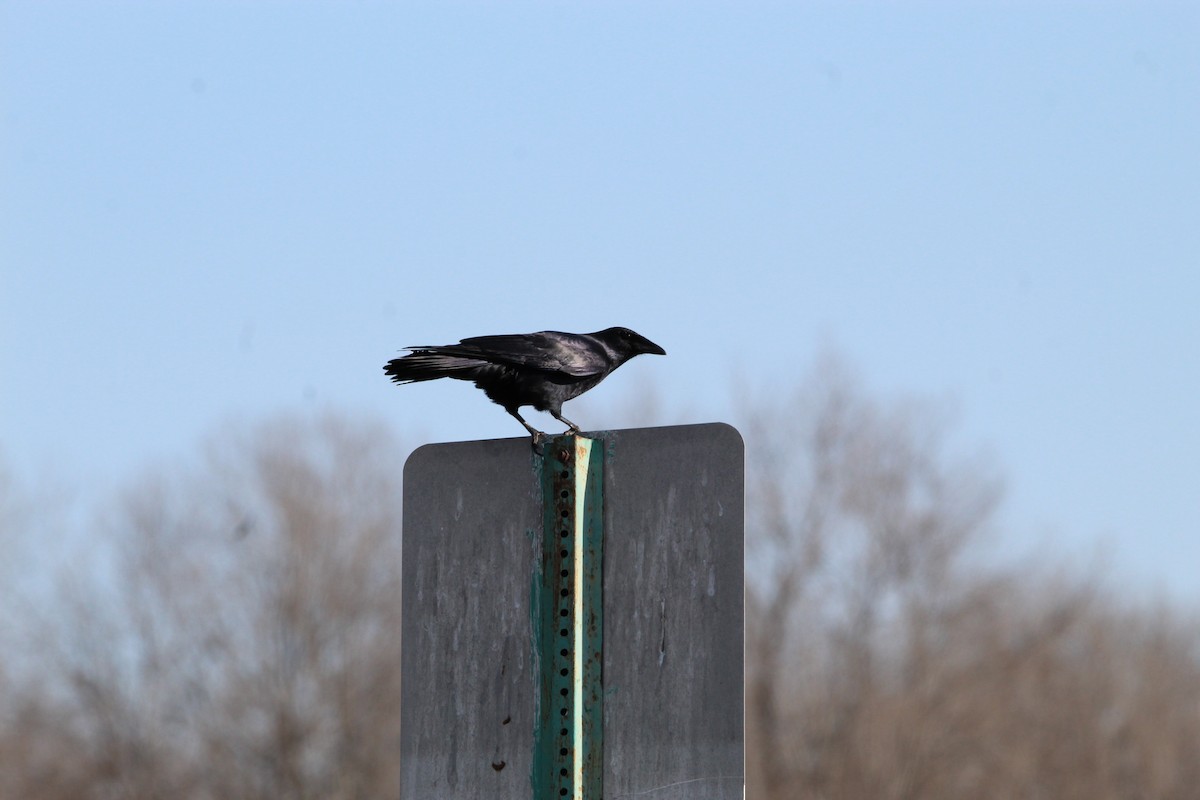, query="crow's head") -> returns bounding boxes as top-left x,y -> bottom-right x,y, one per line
595,327 -> 666,360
